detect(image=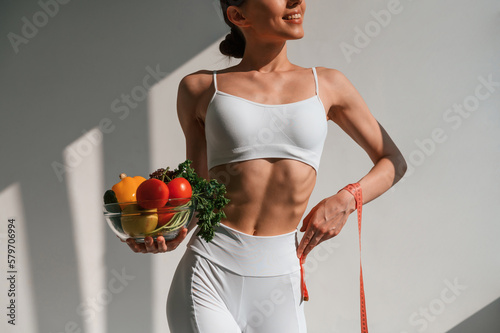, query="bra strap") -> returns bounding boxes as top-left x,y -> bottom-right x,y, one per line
213,70 -> 218,92
312,67 -> 319,96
